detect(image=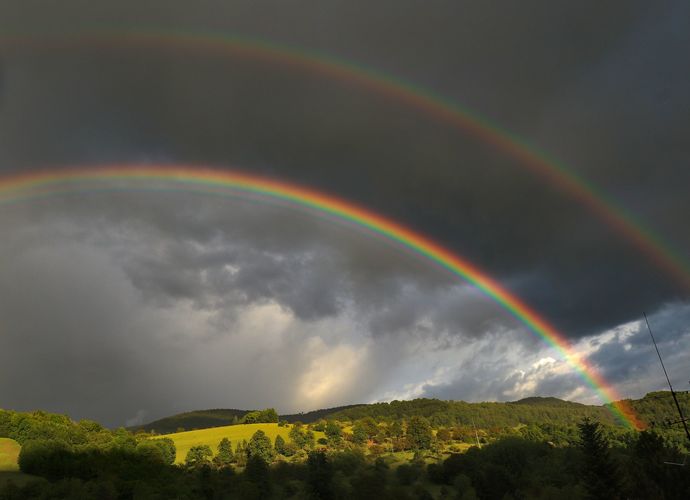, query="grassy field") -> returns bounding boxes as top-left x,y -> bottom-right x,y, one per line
155,423 -> 325,464
0,438 -> 20,472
